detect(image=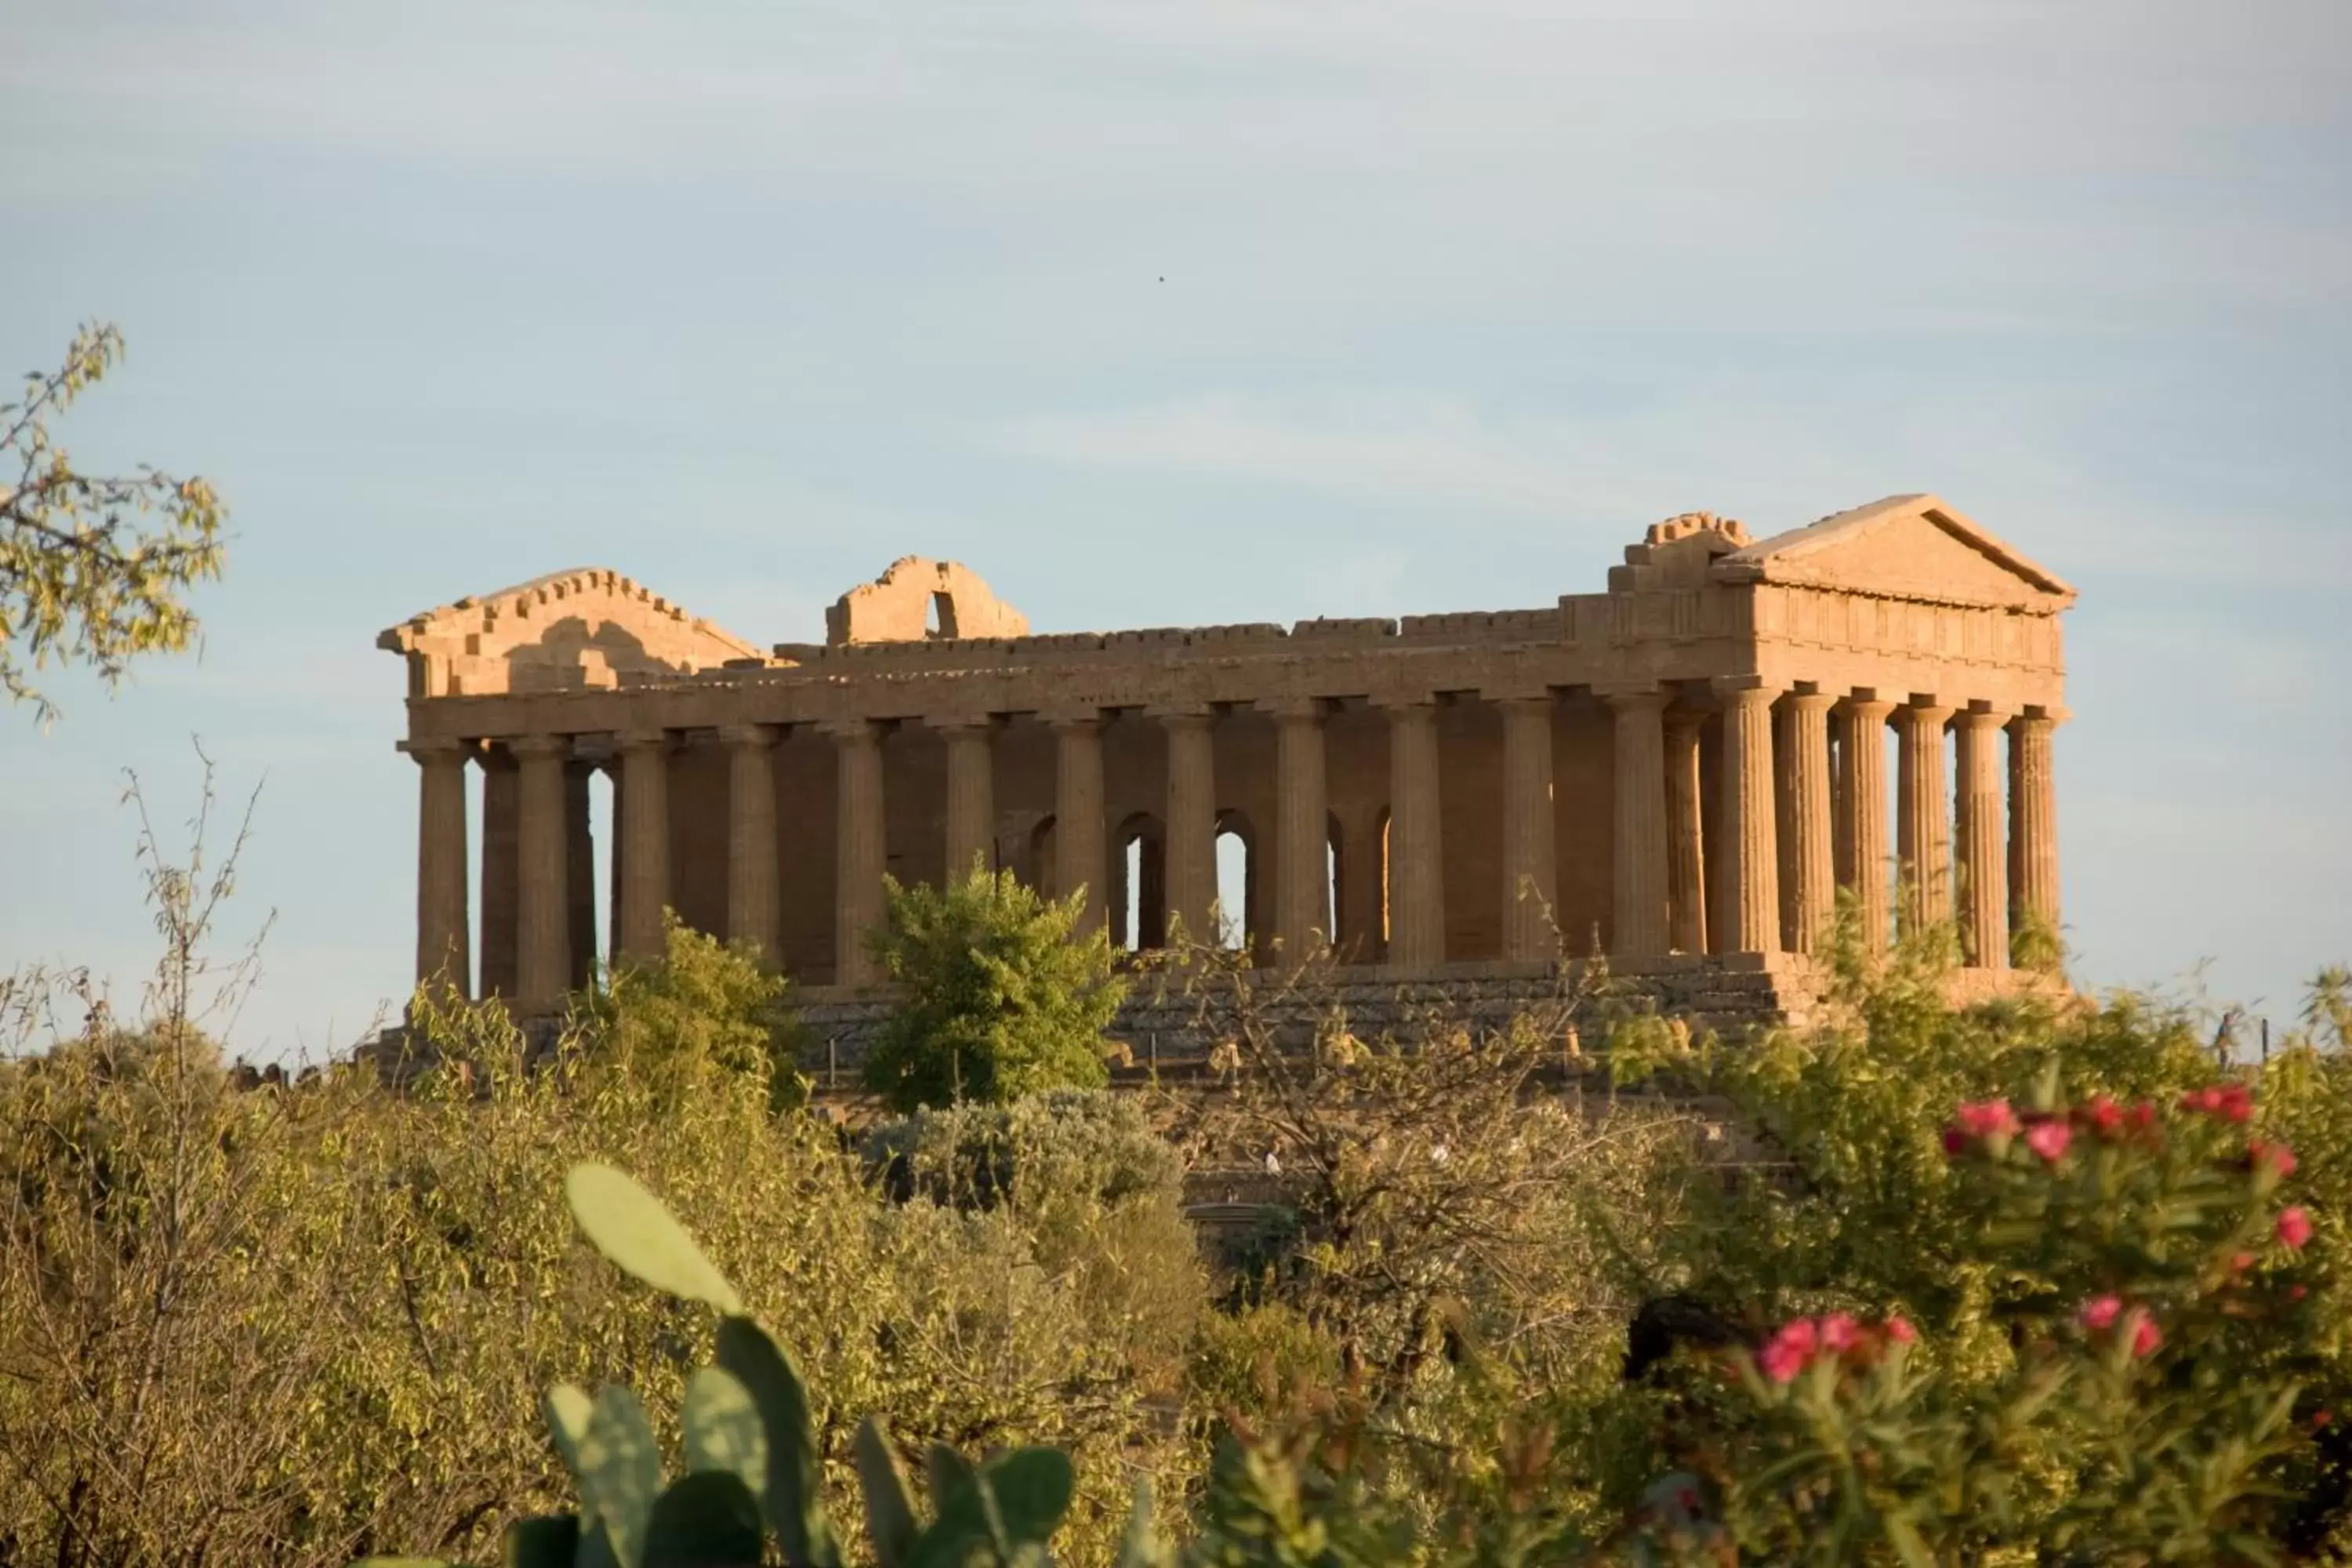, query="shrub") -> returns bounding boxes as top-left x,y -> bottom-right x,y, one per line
575,913 -> 808,1115
862,865 -> 1125,1113
862,1091 -> 1206,1382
